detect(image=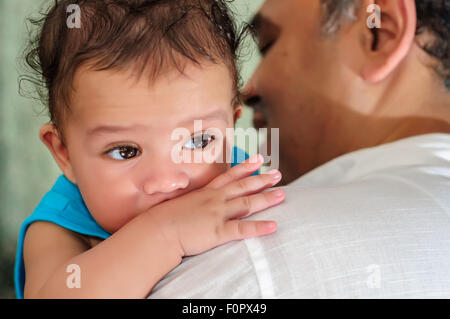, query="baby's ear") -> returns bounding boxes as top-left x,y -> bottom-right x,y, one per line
233,104 -> 243,123
39,124 -> 77,184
